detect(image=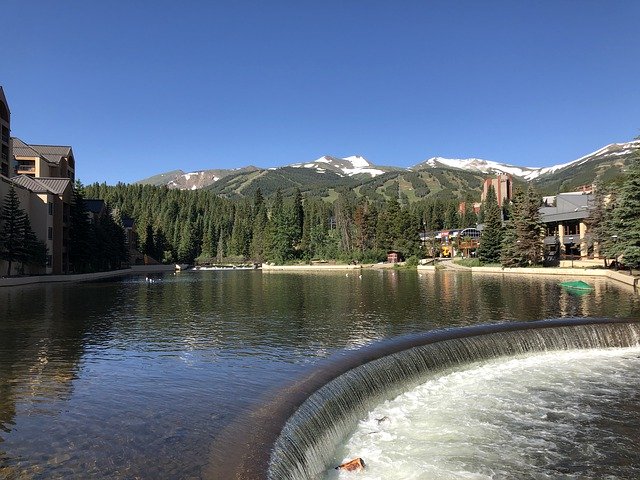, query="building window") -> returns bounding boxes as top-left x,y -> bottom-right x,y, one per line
563,223 -> 579,236
48,227 -> 53,240
48,202 -> 54,215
